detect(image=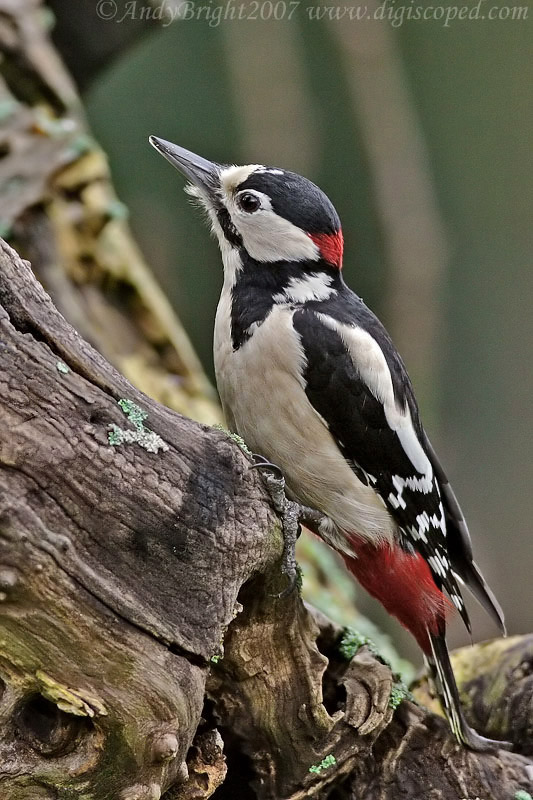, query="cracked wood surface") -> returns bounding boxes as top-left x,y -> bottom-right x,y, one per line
0,239 -> 280,797
0,242 -> 532,799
